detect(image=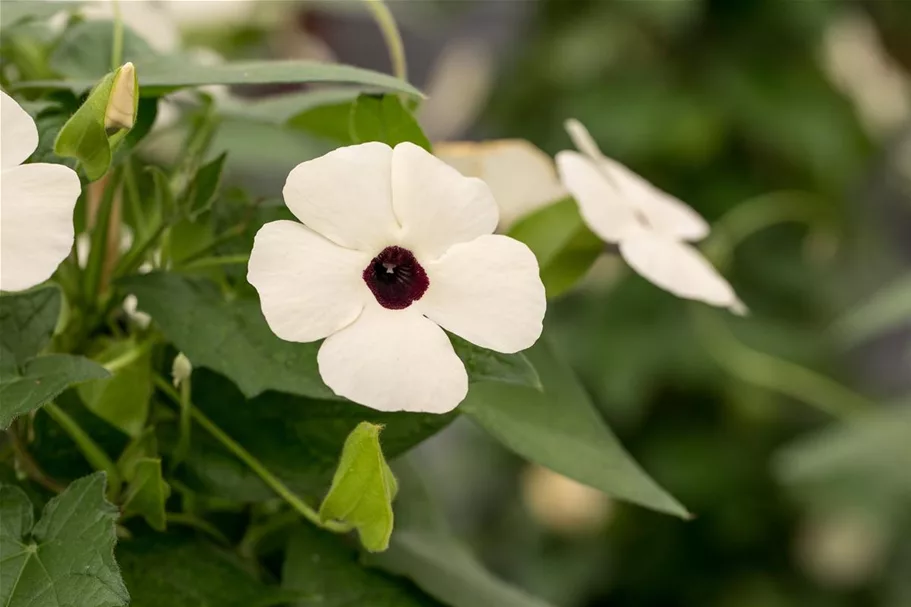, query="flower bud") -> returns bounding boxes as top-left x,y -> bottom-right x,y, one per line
172,353 -> 193,388
105,62 -> 137,131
